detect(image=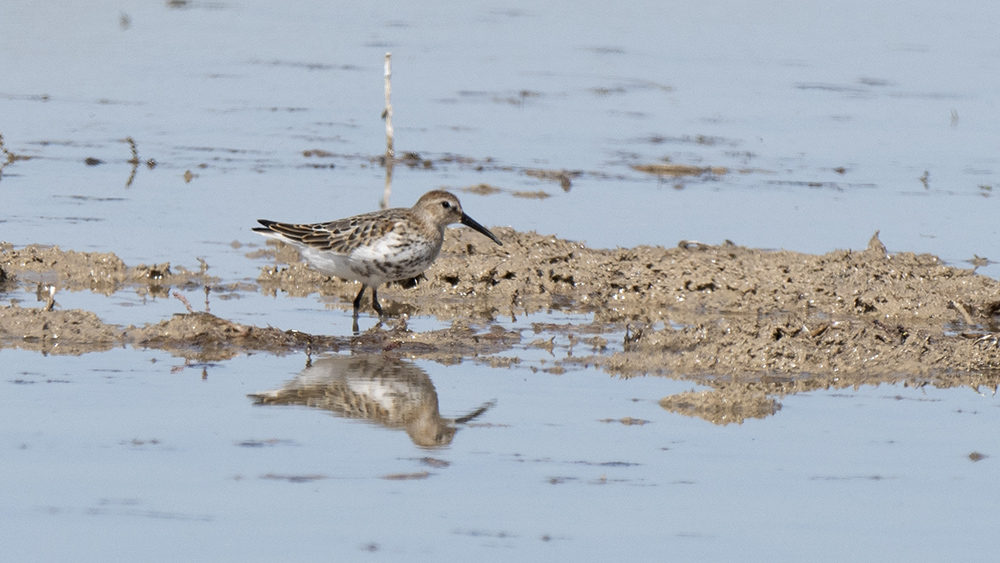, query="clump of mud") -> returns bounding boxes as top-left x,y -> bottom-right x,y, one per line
0,304 -> 122,355
0,242 -> 217,296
